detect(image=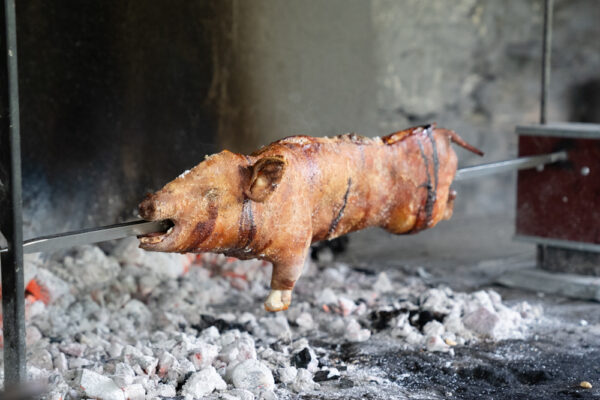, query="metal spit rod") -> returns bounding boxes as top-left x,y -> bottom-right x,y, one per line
454,150 -> 567,181
0,220 -> 170,255
0,150 -> 568,255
